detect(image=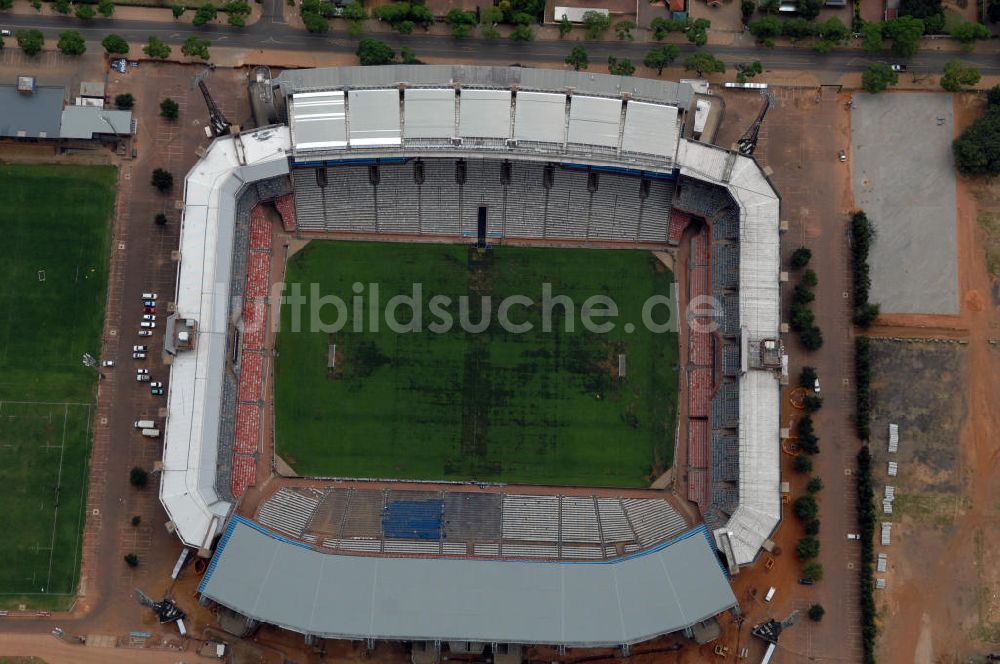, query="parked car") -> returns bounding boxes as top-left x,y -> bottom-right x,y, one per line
136,368 -> 149,375
138,329 -> 153,337
140,321 -> 156,329
150,381 -> 163,388
136,374 -> 151,382
890,64 -> 906,72
133,345 -> 147,352
813,378 -> 821,394
142,314 -> 156,322
142,299 -> 157,308
141,292 -> 158,300
132,352 -> 147,360
151,387 -> 164,396
798,578 -> 814,585
847,533 -> 862,540
1,29 -> 12,37
143,306 -> 156,314
101,360 -> 115,367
